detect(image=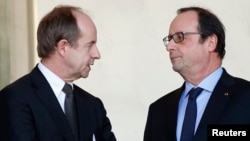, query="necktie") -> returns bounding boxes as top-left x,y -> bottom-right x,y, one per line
180,87 -> 203,141
63,83 -> 79,140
